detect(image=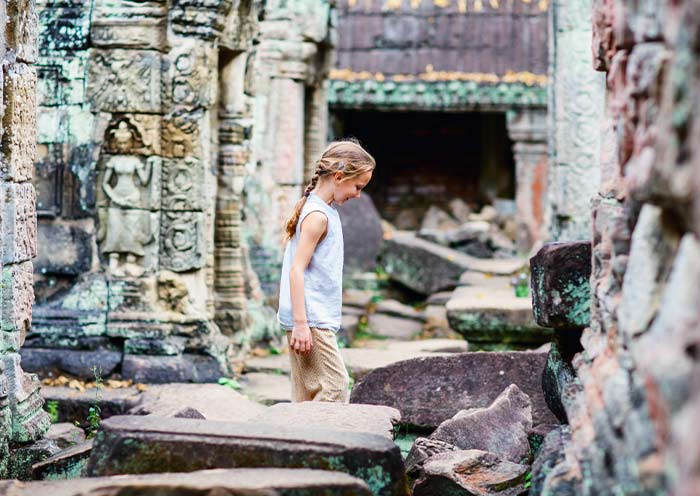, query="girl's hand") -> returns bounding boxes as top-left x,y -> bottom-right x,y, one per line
290,324 -> 313,354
